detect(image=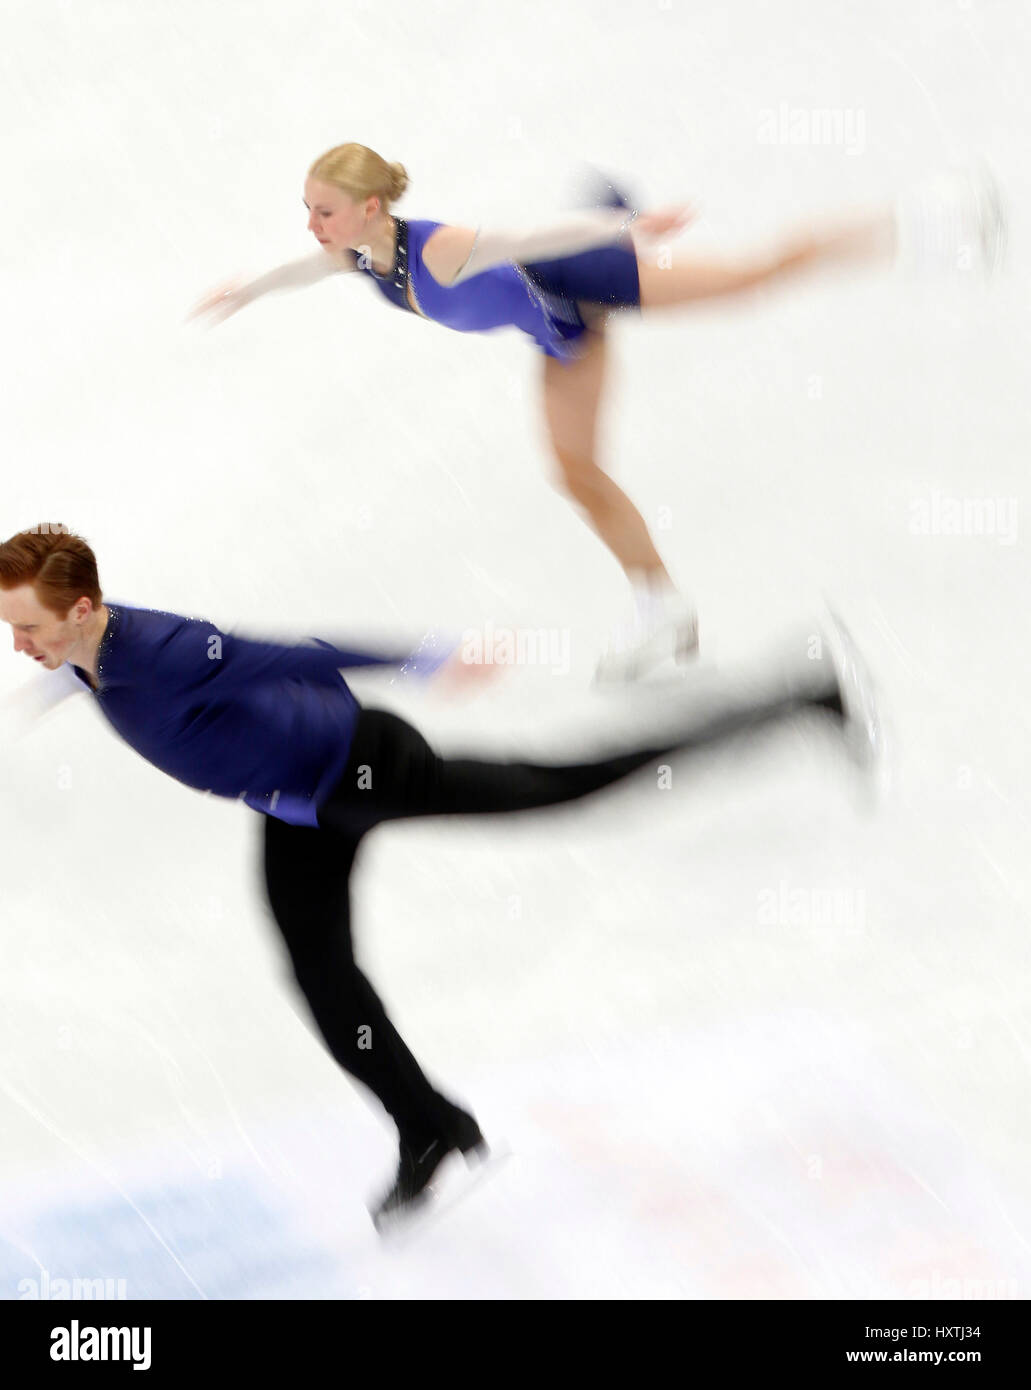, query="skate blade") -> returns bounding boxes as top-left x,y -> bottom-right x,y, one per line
817,605 -> 892,807
972,157 -> 1007,275
373,1140 -> 512,1243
